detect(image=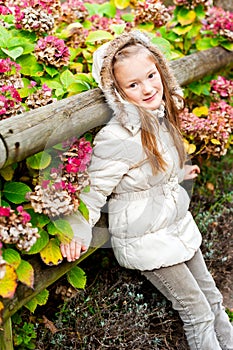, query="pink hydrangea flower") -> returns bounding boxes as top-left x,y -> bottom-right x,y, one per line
0,85 -> 22,118
0,5 -> 12,15
16,206 -> 31,224
211,76 -> 233,99
203,7 -> 233,41
0,58 -> 21,74
35,36 -> 70,67
0,207 -> 11,217
41,180 -> 51,189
